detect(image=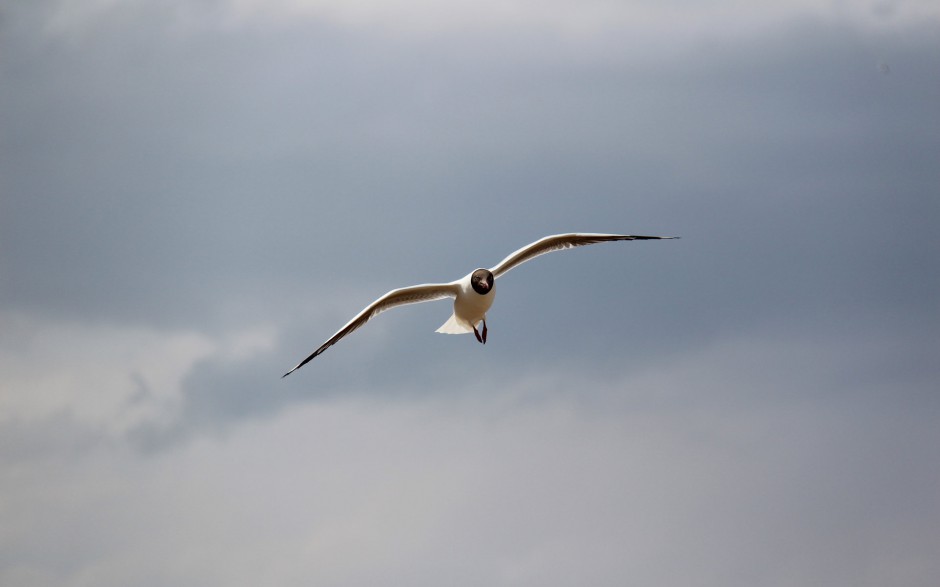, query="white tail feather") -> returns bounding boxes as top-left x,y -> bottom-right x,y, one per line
436,313 -> 473,334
